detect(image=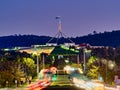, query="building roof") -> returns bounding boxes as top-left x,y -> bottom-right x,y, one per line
50,45 -> 79,56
